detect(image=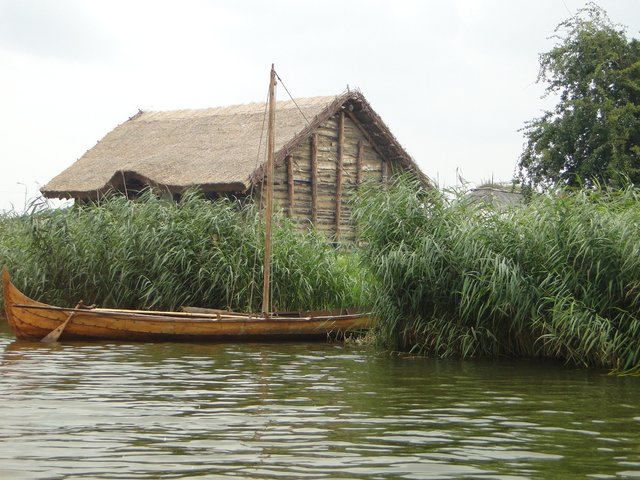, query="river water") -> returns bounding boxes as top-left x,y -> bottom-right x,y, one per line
1,325 -> 639,479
